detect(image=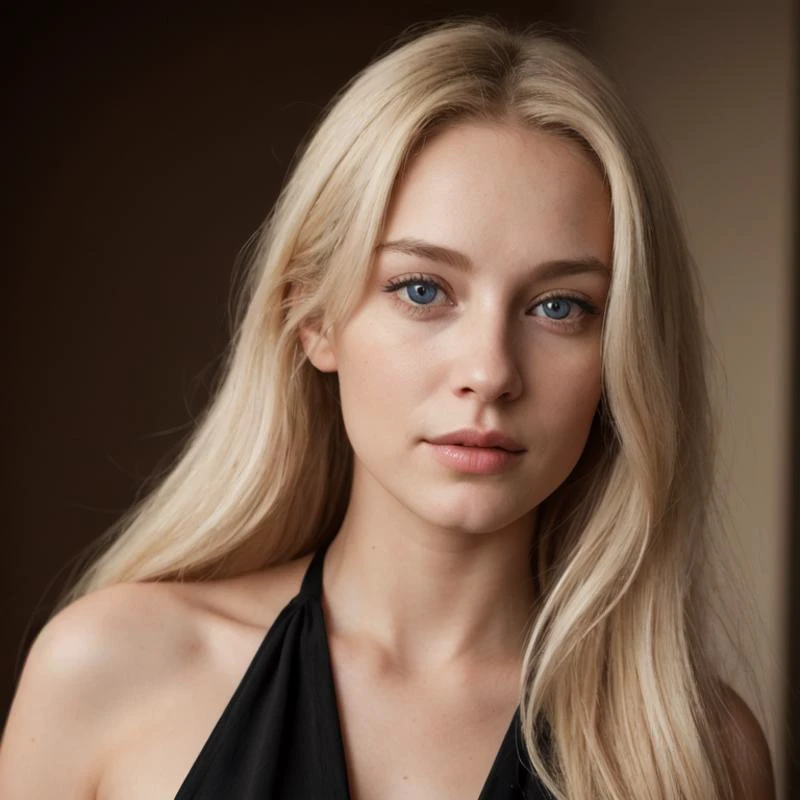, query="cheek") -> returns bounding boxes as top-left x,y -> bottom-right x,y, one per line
339,323 -> 422,398
338,305 -> 442,395
334,318 -> 431,451
534,338 -> 602,441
